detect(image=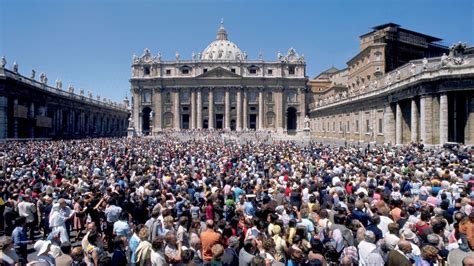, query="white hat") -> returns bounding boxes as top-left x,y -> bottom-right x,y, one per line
268,188 -> 275,194
34,240 -> 51,256
292,184 -> 299,190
